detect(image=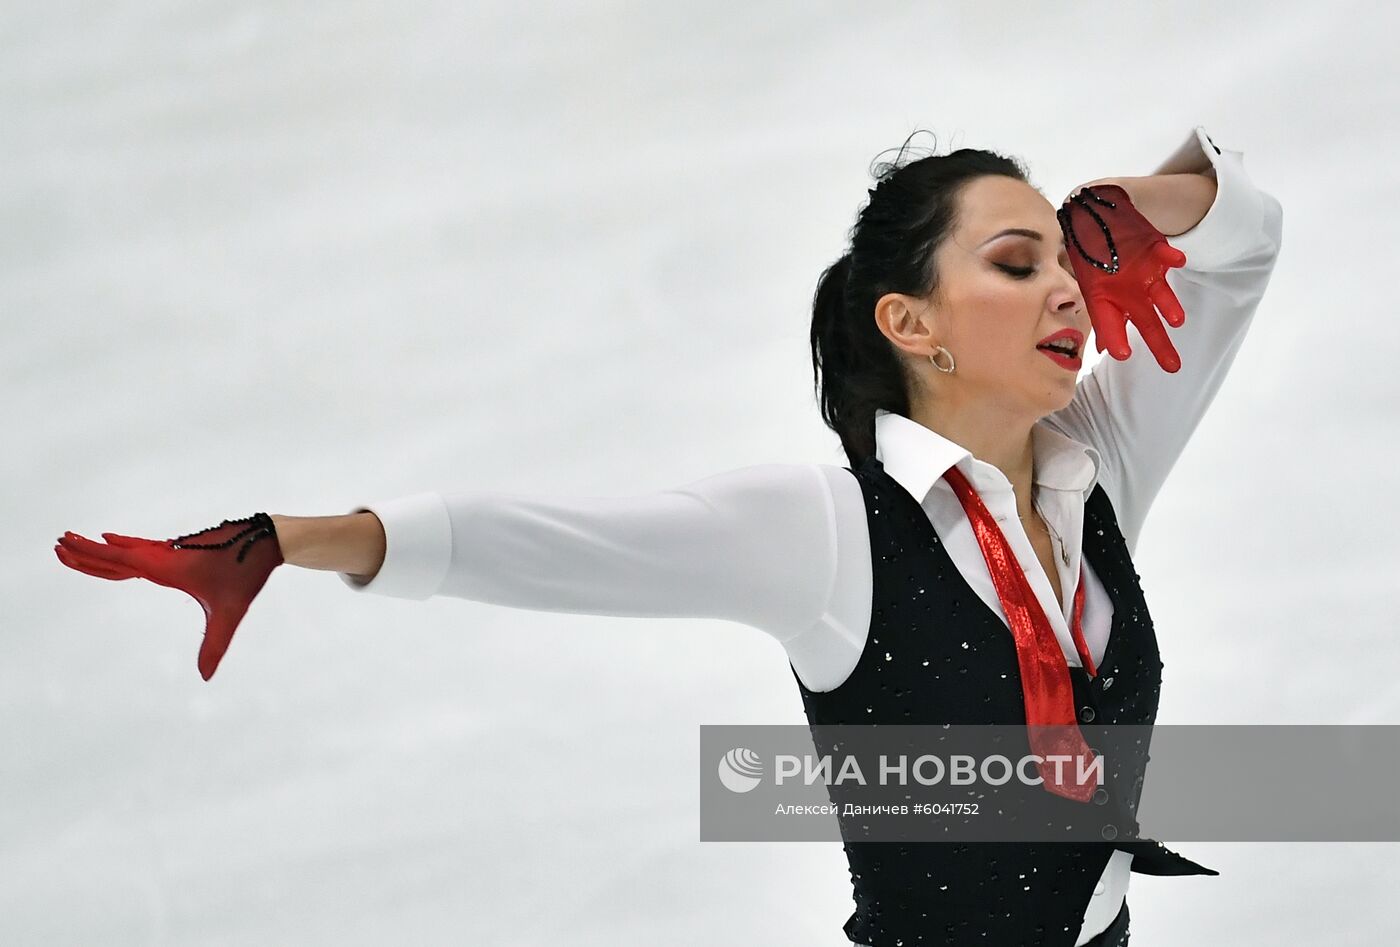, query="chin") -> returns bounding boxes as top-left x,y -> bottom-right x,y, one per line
1035,380 -> 1079,416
